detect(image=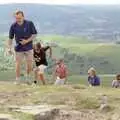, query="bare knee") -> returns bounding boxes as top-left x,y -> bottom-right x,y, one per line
26,60 -> 33,72
16,61 -> 21,68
